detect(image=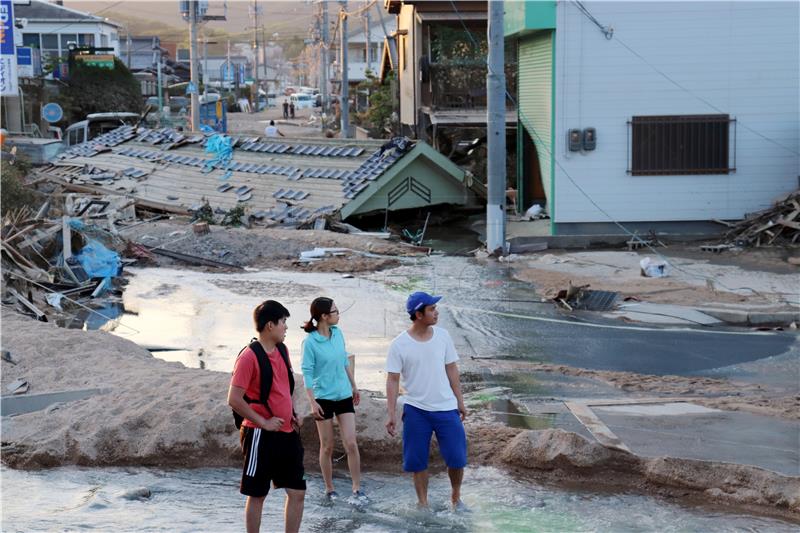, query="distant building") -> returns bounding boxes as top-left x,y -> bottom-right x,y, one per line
14,0 -> 121,62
